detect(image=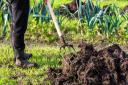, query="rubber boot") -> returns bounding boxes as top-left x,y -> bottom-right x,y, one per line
15,58 -> 37,68
13,50 -> 32,62
22,52 -> 32,60
14,50 -> 38,68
